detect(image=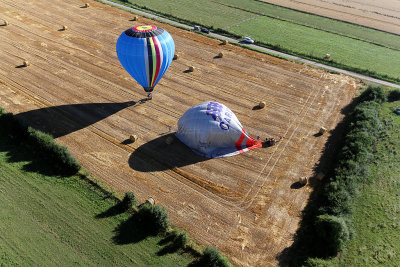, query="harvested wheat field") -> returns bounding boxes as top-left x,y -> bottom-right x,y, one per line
0,0 -> 360,266
261,0 -> 400,35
